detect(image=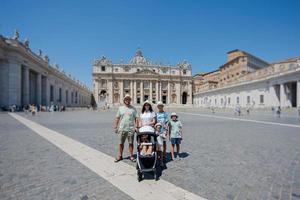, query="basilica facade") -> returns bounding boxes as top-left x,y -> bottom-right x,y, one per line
92,49 -> 193,107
